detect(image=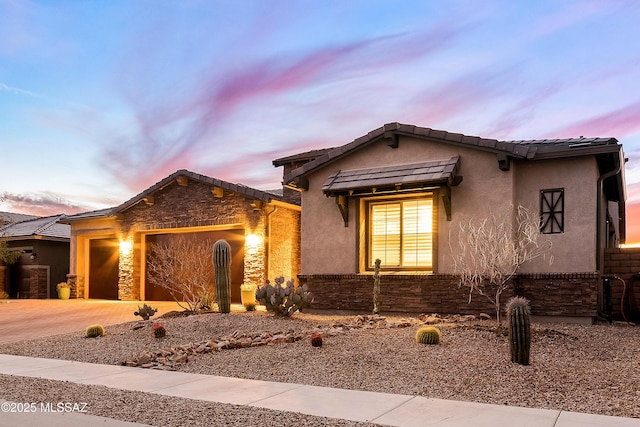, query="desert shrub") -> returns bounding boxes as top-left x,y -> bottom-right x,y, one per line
146,235 -> 215,312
